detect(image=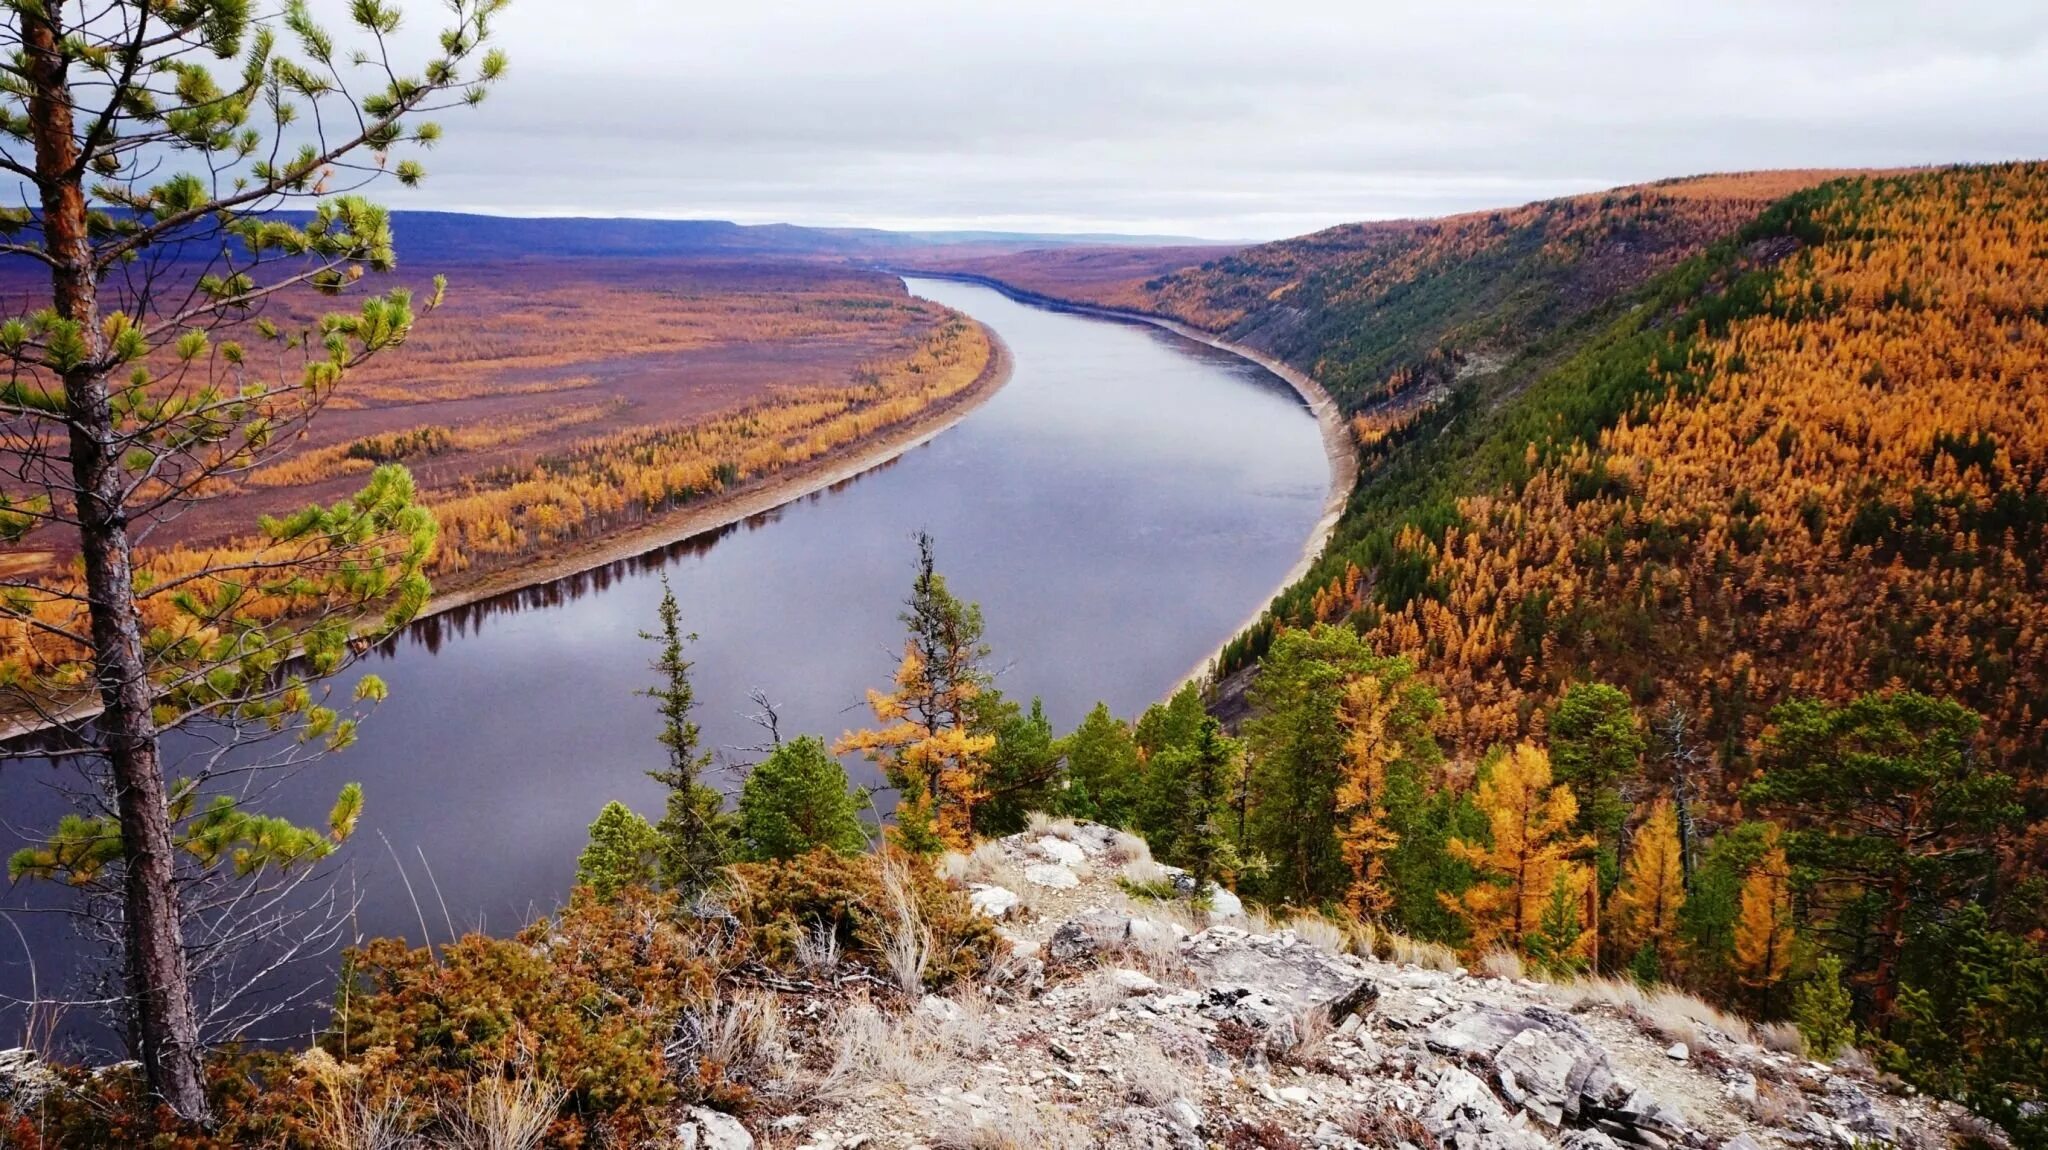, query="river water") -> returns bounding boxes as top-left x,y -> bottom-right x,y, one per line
0,276 -> 1327,1040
